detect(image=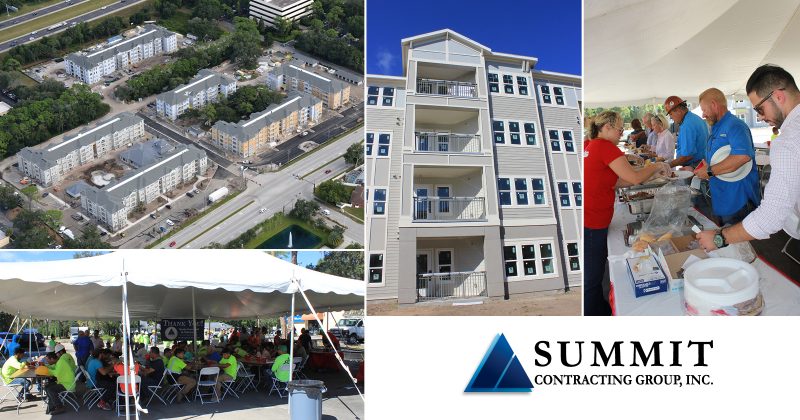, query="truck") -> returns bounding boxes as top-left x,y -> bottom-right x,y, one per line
61,228 -> 75,241
207,187 -> 229,204
329,317 -> 364,345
